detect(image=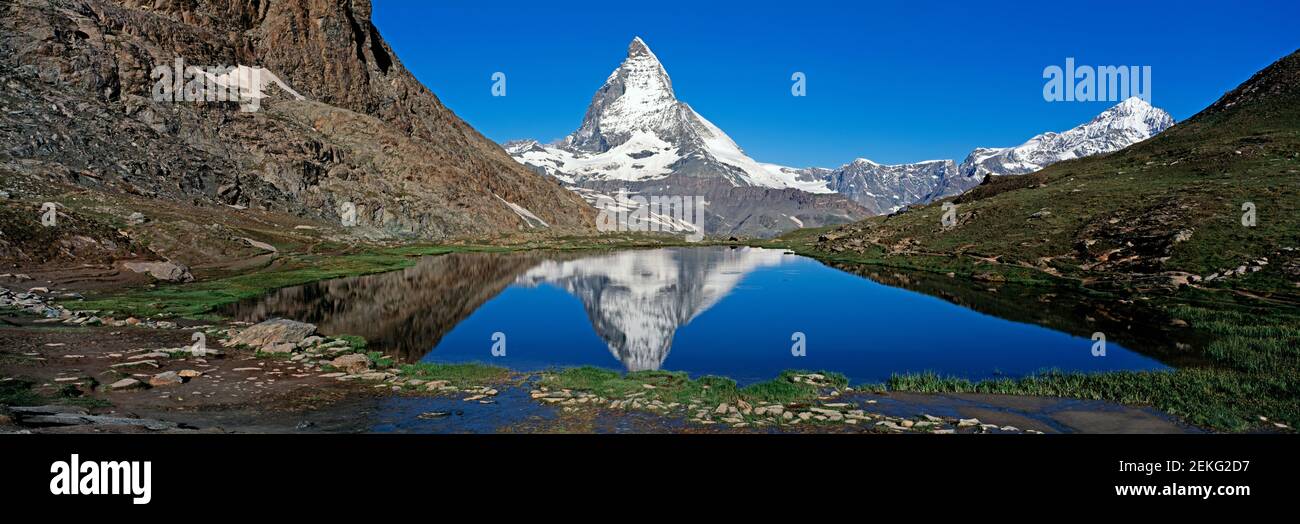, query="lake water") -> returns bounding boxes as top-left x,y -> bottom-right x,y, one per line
224,247 -> 1172,385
